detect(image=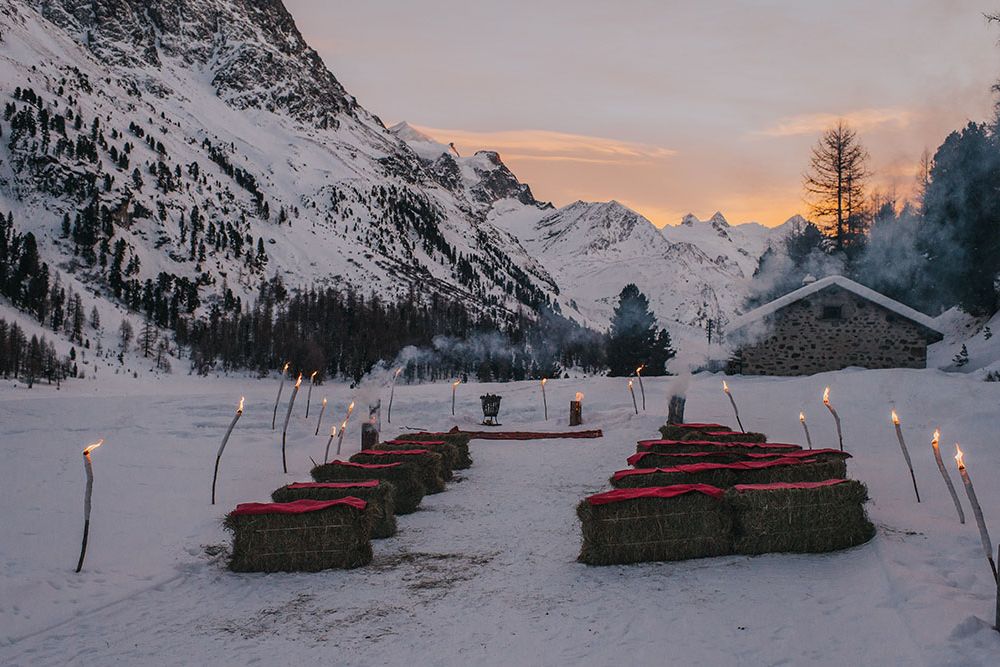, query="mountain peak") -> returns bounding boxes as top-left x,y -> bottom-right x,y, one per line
708,211 -> 729,228
388,121 -> 438,144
